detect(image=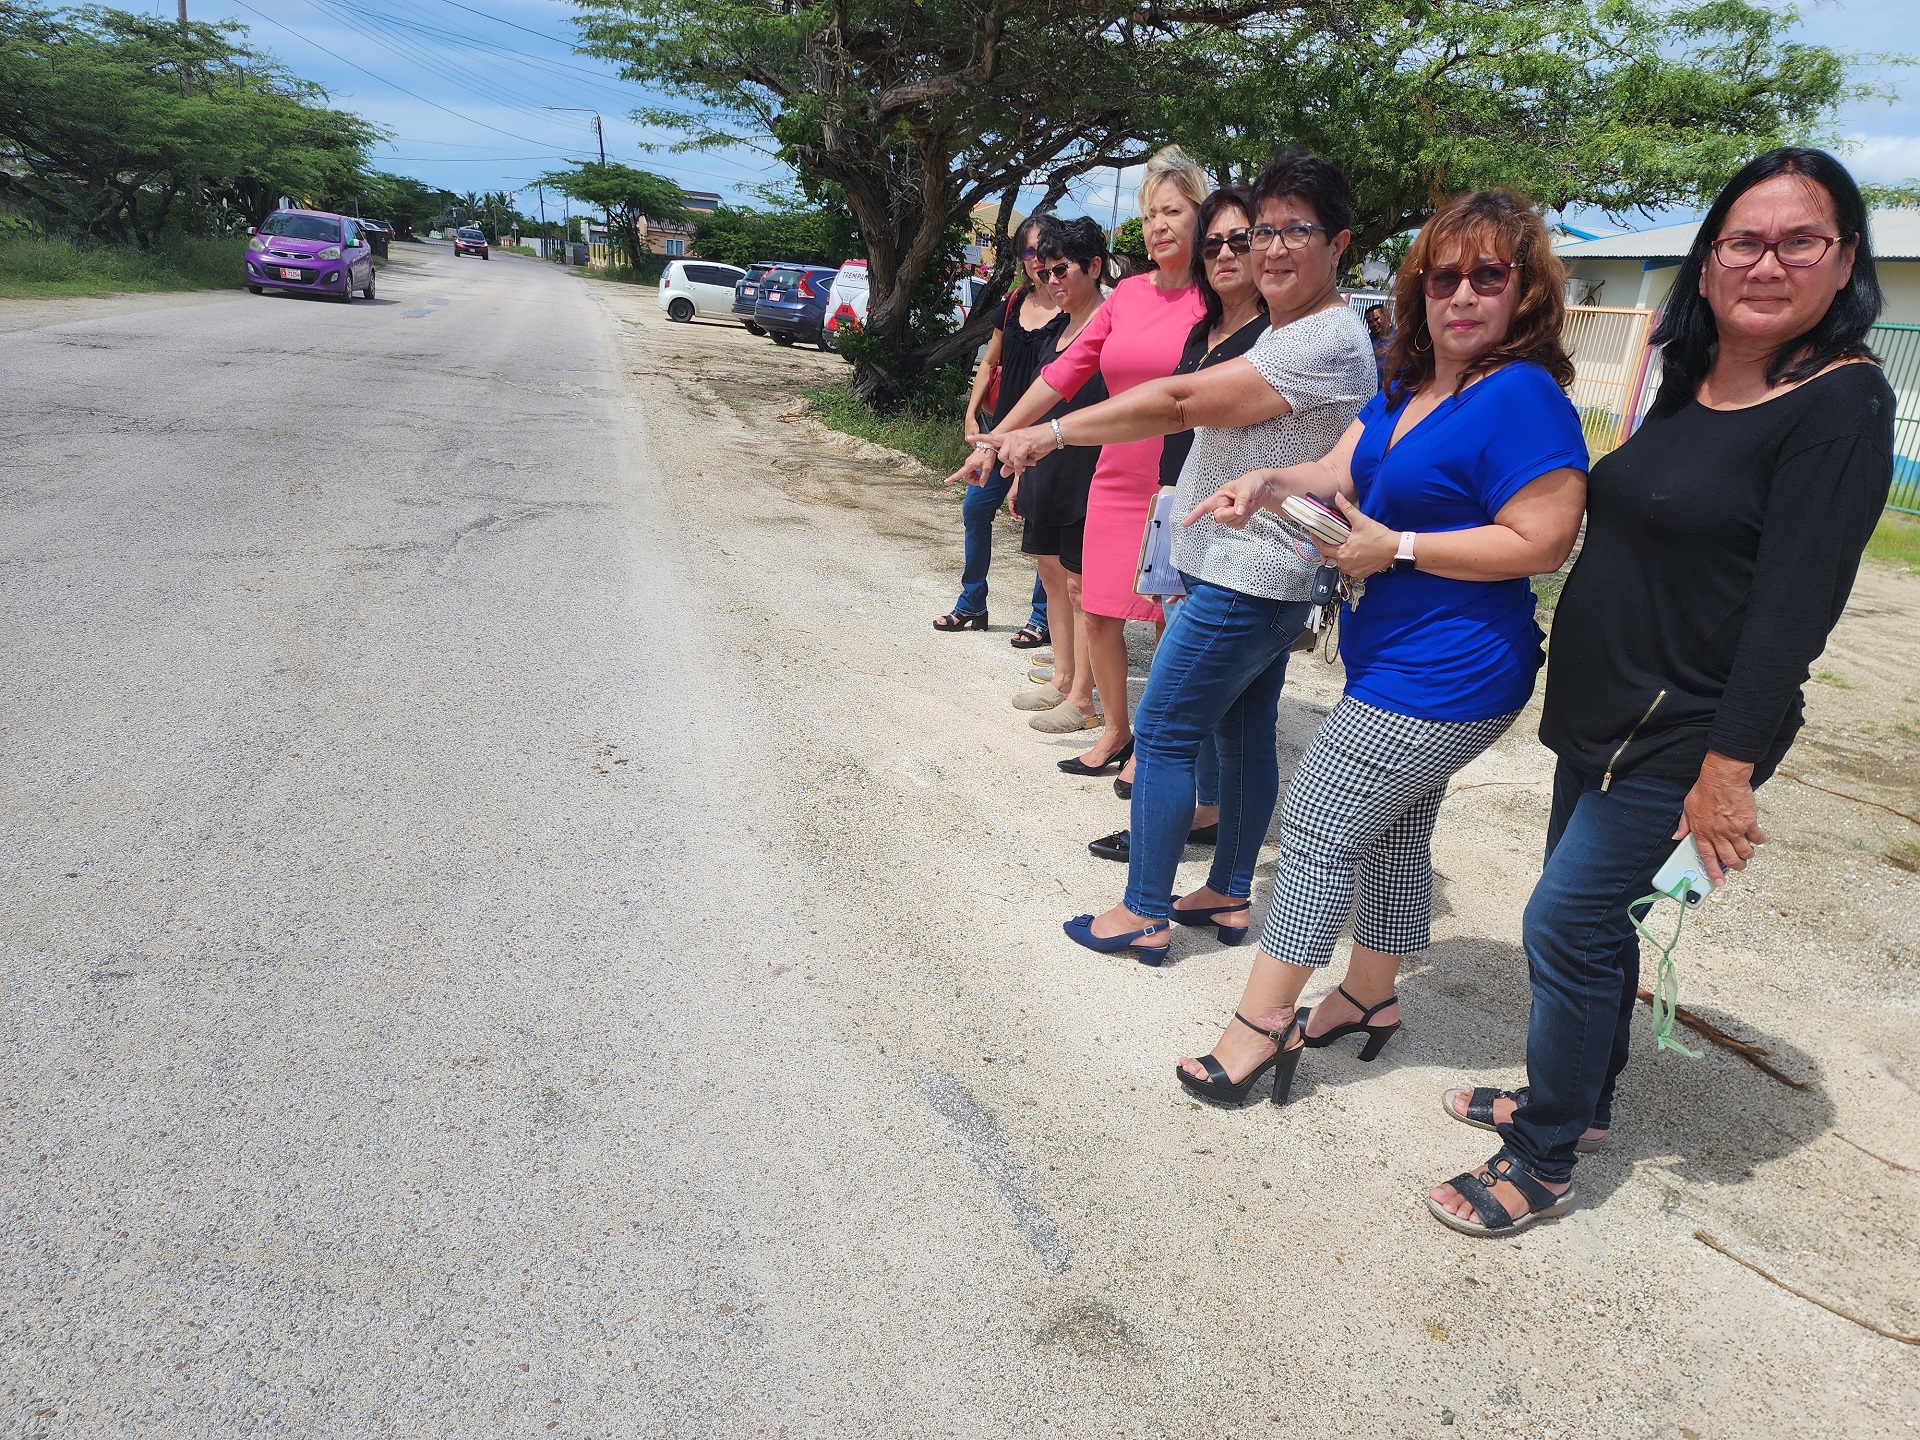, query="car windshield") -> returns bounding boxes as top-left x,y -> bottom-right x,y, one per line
766,268 -> 802,288
260,213 -> 341,242
458,229 -> 484,240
